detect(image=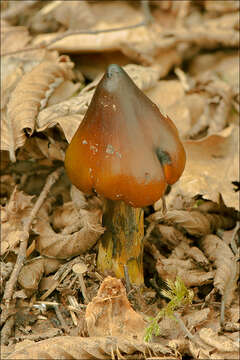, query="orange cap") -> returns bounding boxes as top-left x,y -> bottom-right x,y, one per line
65,64 -> 186,207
